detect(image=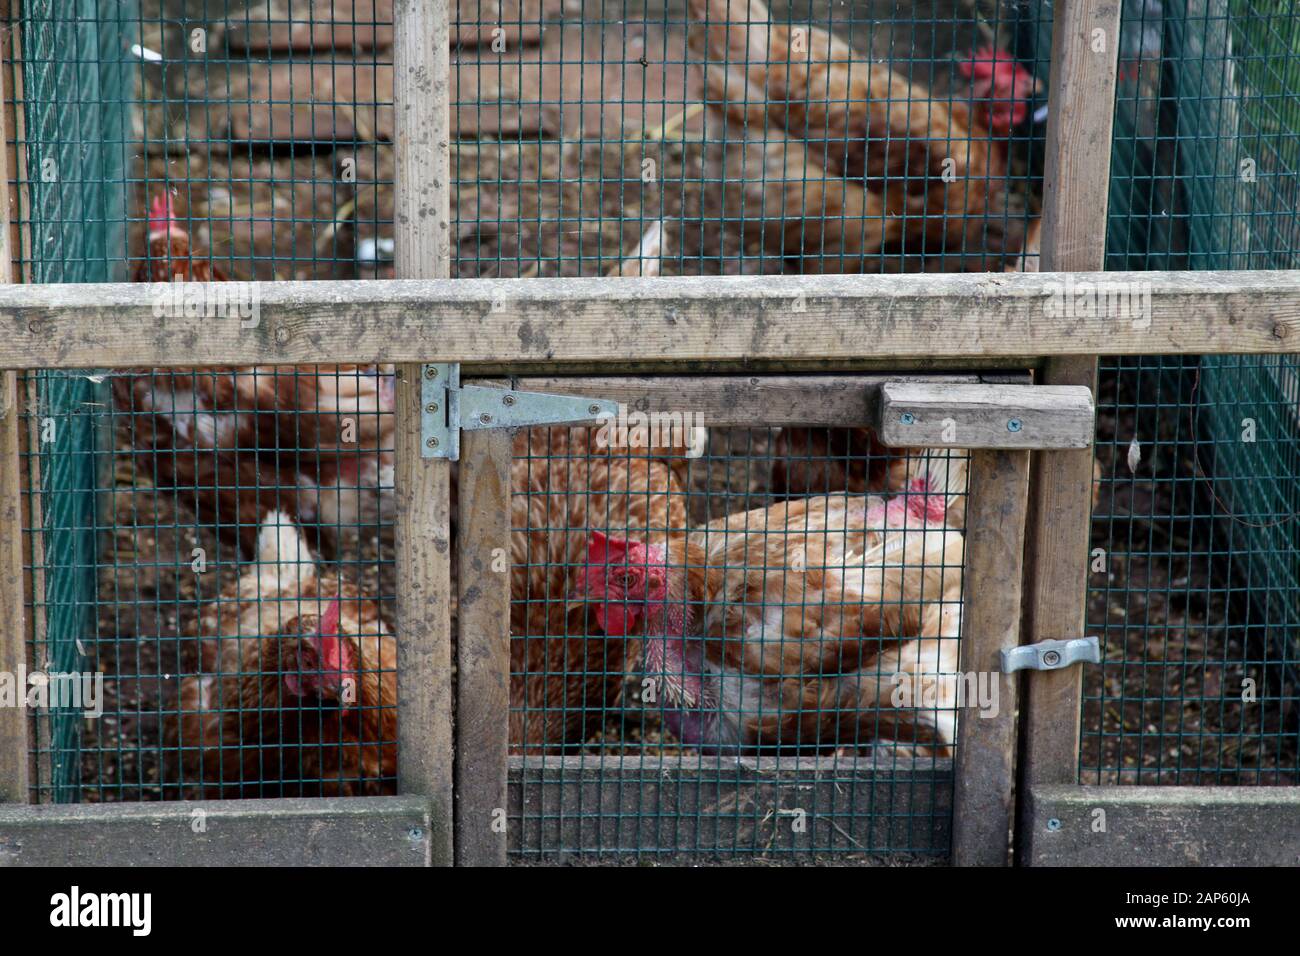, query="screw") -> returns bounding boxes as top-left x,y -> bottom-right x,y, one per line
425,366 -> 438,379
425,402 -> 439,413
588,404 -> 602,415
900,412 -> 915,426
1007,418 -> 1023,432
408,827 -> 424,841
1046,818 -> 1062,832
426,437 -> 438,449
479,412 -> 493,424
1042,650 -> 1062,667
274,326 -> 290,344
502,394 -> 516,407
